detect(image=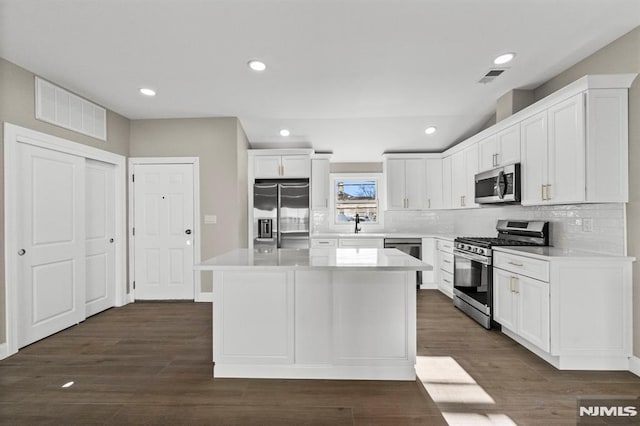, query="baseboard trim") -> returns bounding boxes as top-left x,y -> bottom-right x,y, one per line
630,355 -> 640,377
196,292 -> 213,302
213,363 -> 416,381
0,342 -> 16,361
419,283 -> 437,290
